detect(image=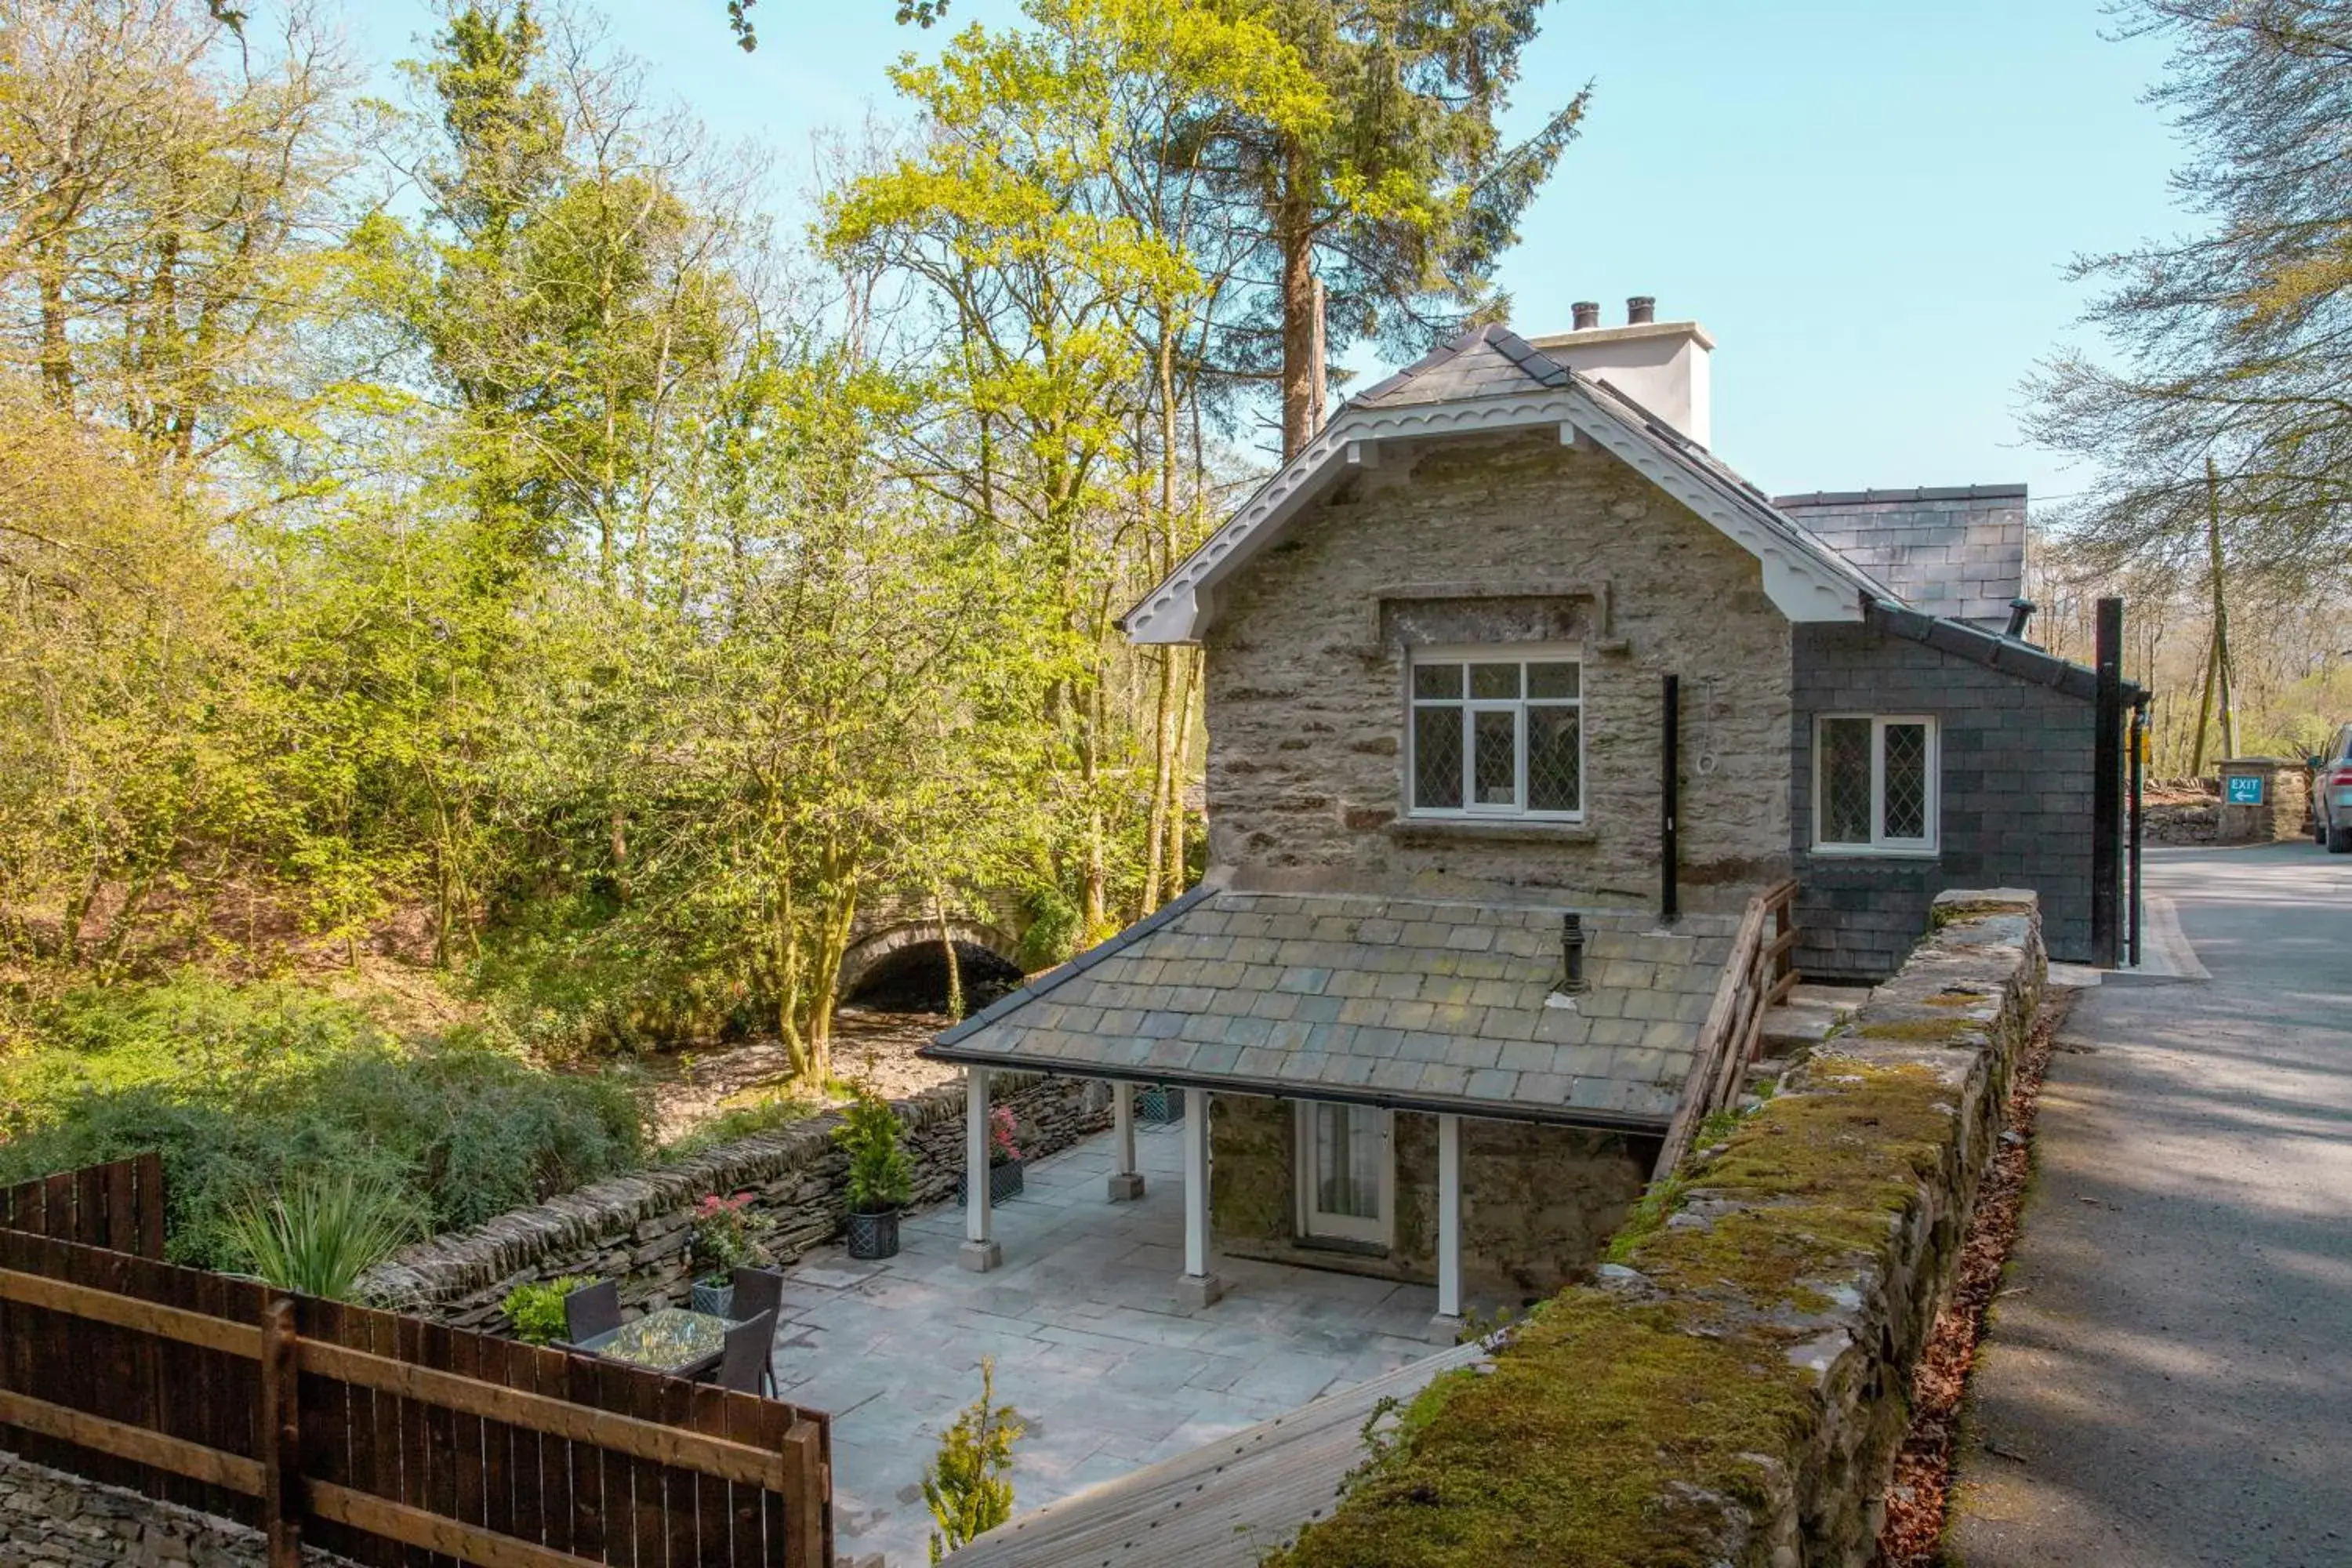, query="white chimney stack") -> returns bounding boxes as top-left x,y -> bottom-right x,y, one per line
1530,296 -> 1714,448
